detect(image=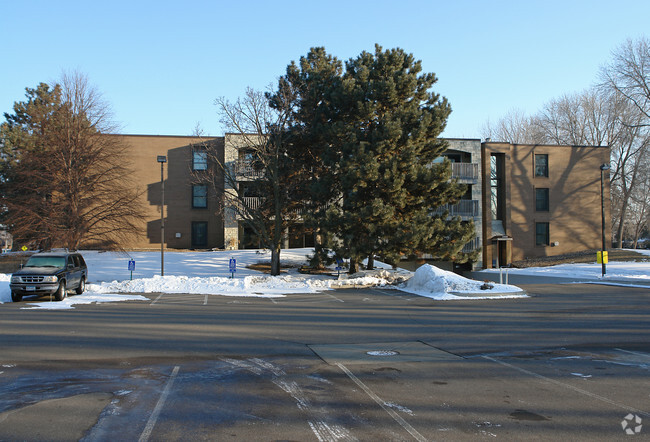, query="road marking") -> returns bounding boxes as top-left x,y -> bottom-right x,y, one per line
150,293 -> 164,305
336,362 -> 427,442
203,295 -> 208,305
615,348 -> 650,359
482,356 -> 649,417
371,289 -> 416,301
326,293 -> 344,303
138,365 -> 180,442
